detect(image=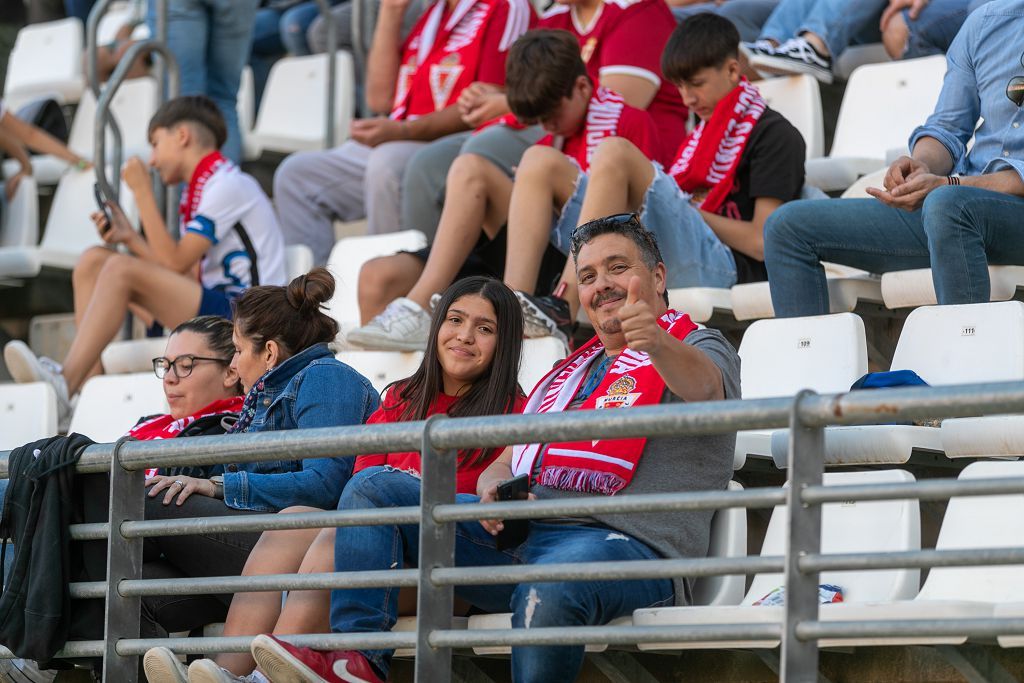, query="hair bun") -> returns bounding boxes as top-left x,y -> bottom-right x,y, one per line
285,267 -> 336,315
